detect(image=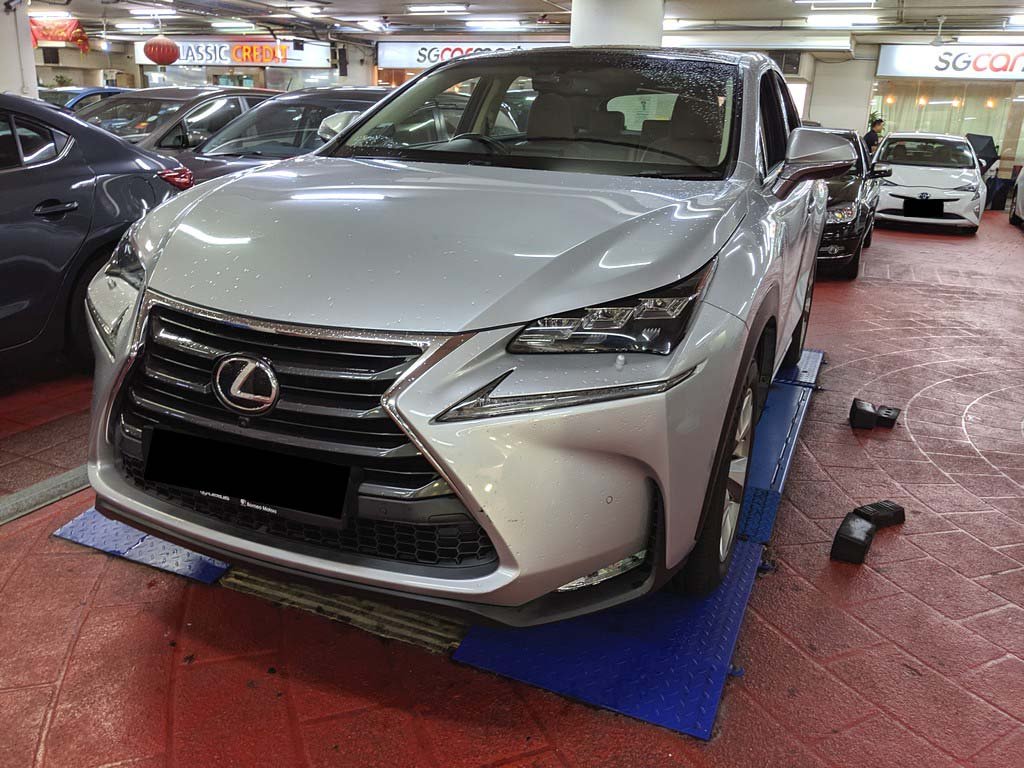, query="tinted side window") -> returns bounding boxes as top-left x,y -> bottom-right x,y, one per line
776,73 -> 801,133
74,93 -> 104,111
14,119 -> 60,166
759,75 -> 787,171
185,97 -> 243,137
0,115 -> 17,170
